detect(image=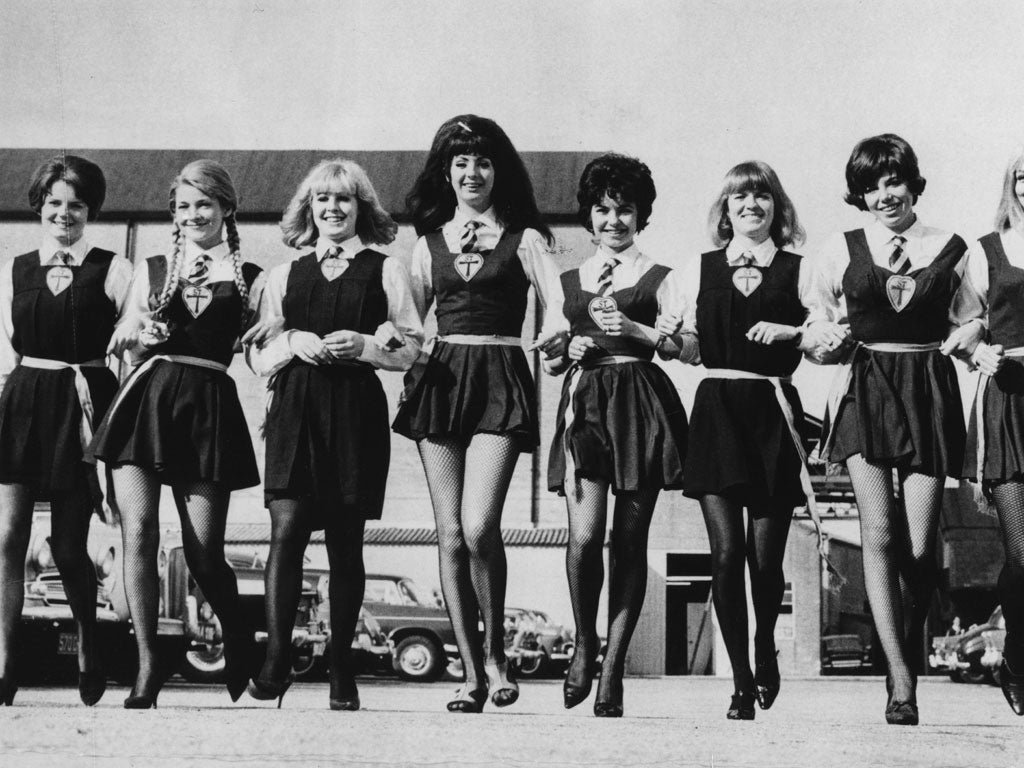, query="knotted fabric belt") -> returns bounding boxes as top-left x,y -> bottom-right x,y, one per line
19,356 -> 107,450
